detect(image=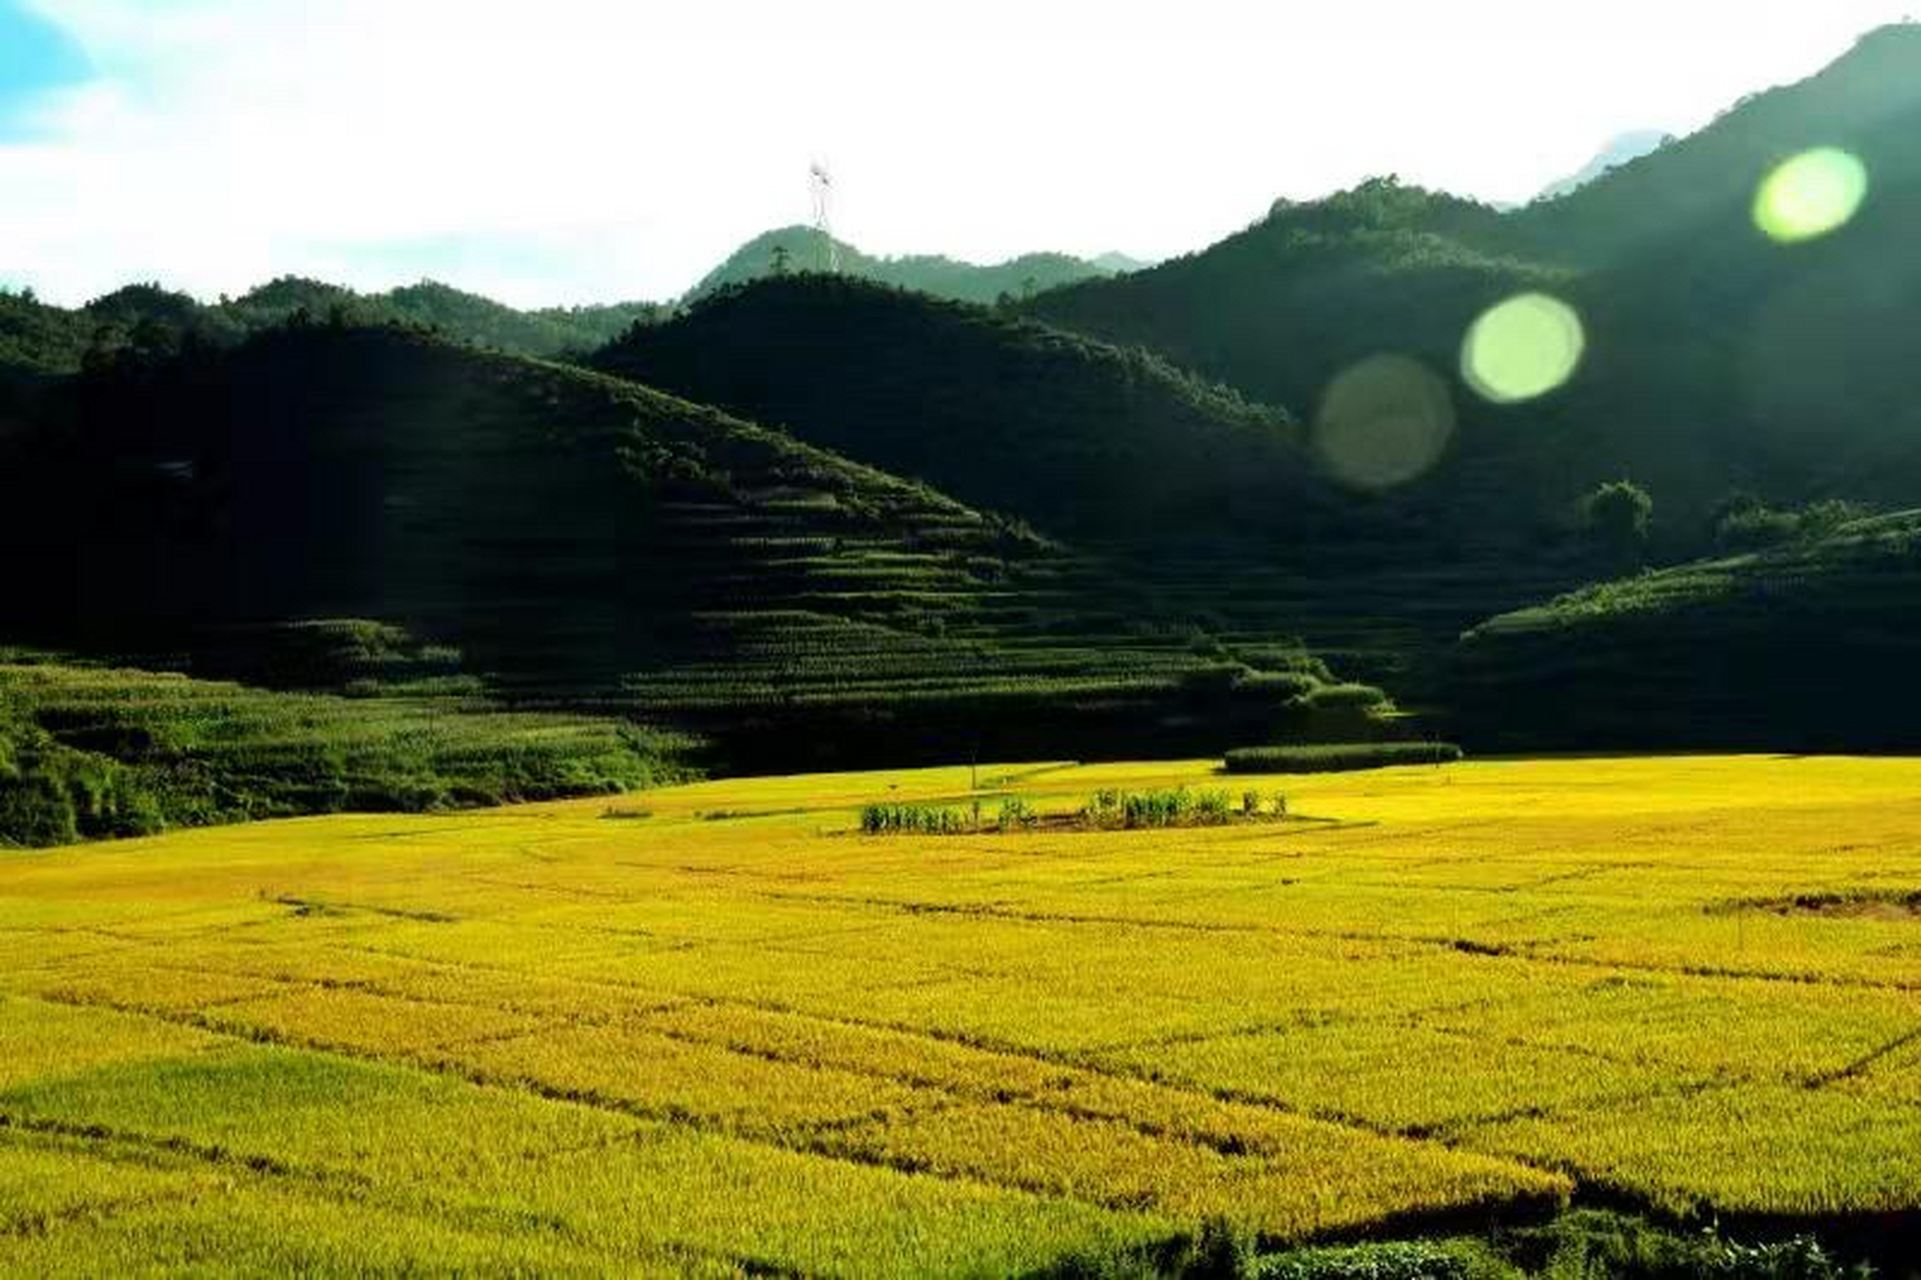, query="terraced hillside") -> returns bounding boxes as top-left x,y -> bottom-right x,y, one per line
593,275 -> 1596,728
0,324 -> 1389,787
3,755 -> 1918,1271
1453,509 -> 1921,750
0,653 -> 689,847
